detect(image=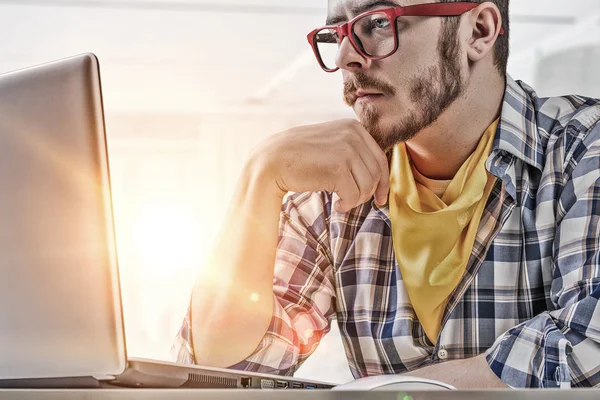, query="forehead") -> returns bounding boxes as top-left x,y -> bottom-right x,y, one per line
326,0 -> 415,22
